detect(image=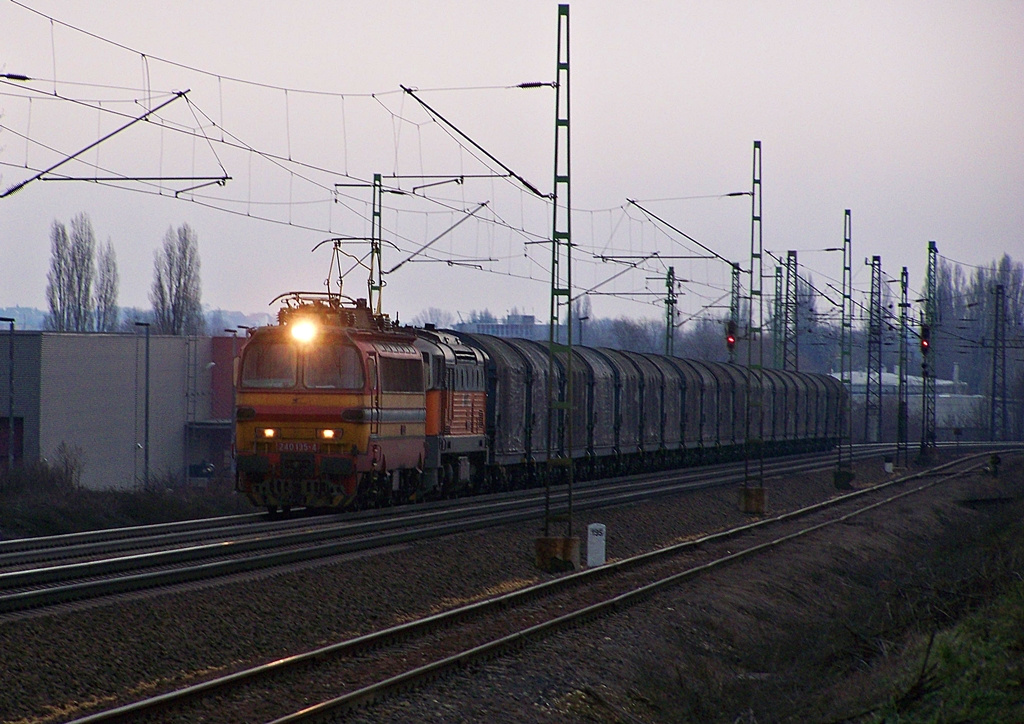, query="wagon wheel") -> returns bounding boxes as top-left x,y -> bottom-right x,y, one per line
442,463 -> 455,498
378,469 -> 393,508
401,468 -> 423,503
355,472 -> 373,510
